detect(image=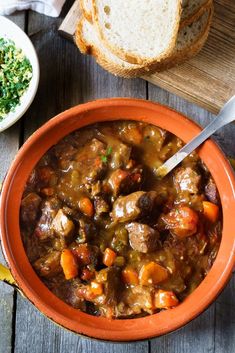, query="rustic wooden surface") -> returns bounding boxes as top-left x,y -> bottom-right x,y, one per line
59,0 -> 235,114
0,1 -> 235,352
